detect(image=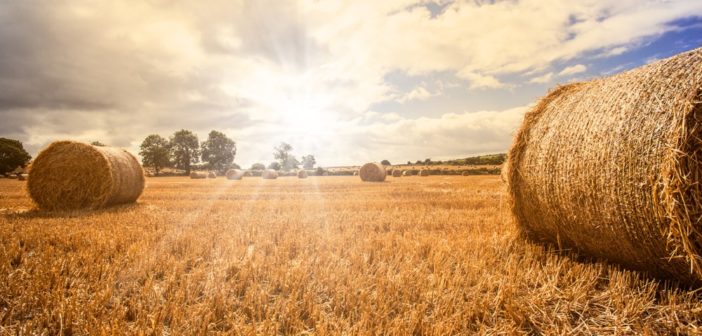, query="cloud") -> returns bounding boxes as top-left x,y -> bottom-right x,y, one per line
529,72 -> 555,84
558,64 -> 588,76
0,0 -> 701,166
